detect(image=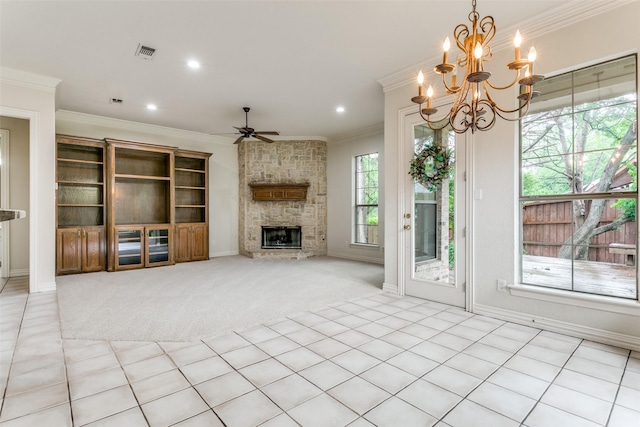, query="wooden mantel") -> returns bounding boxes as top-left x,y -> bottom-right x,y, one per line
249,183 -> 310,201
